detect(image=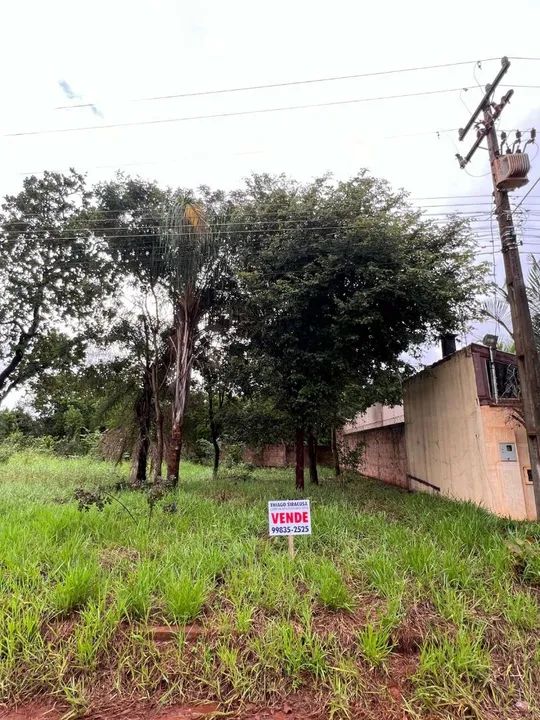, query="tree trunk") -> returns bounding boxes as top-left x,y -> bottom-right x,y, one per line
208,392 -> 220,479
167,422 -> 183,486
295,428 -> 305,490
131,434 -> 149,486
167,298 -> 196,487
307,429 -> 319,485
331,426 -> 341,477
151,362 -> 164,482
211,429 -> 220,479
130,373 -> 152,486
153,412 -> 164,481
